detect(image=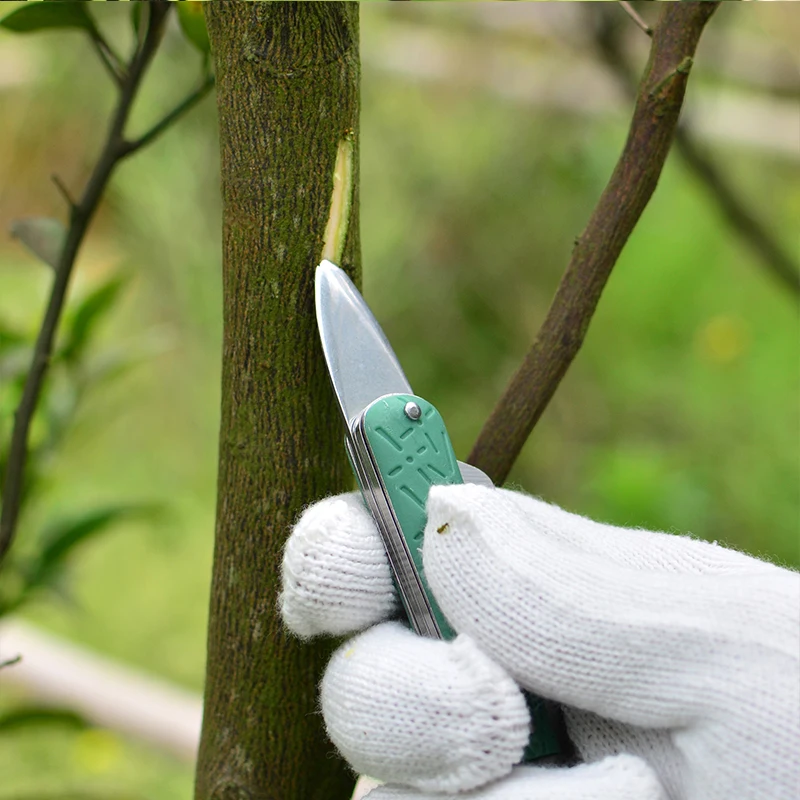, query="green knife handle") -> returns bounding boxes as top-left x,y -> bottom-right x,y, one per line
361,393 -> 570,763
